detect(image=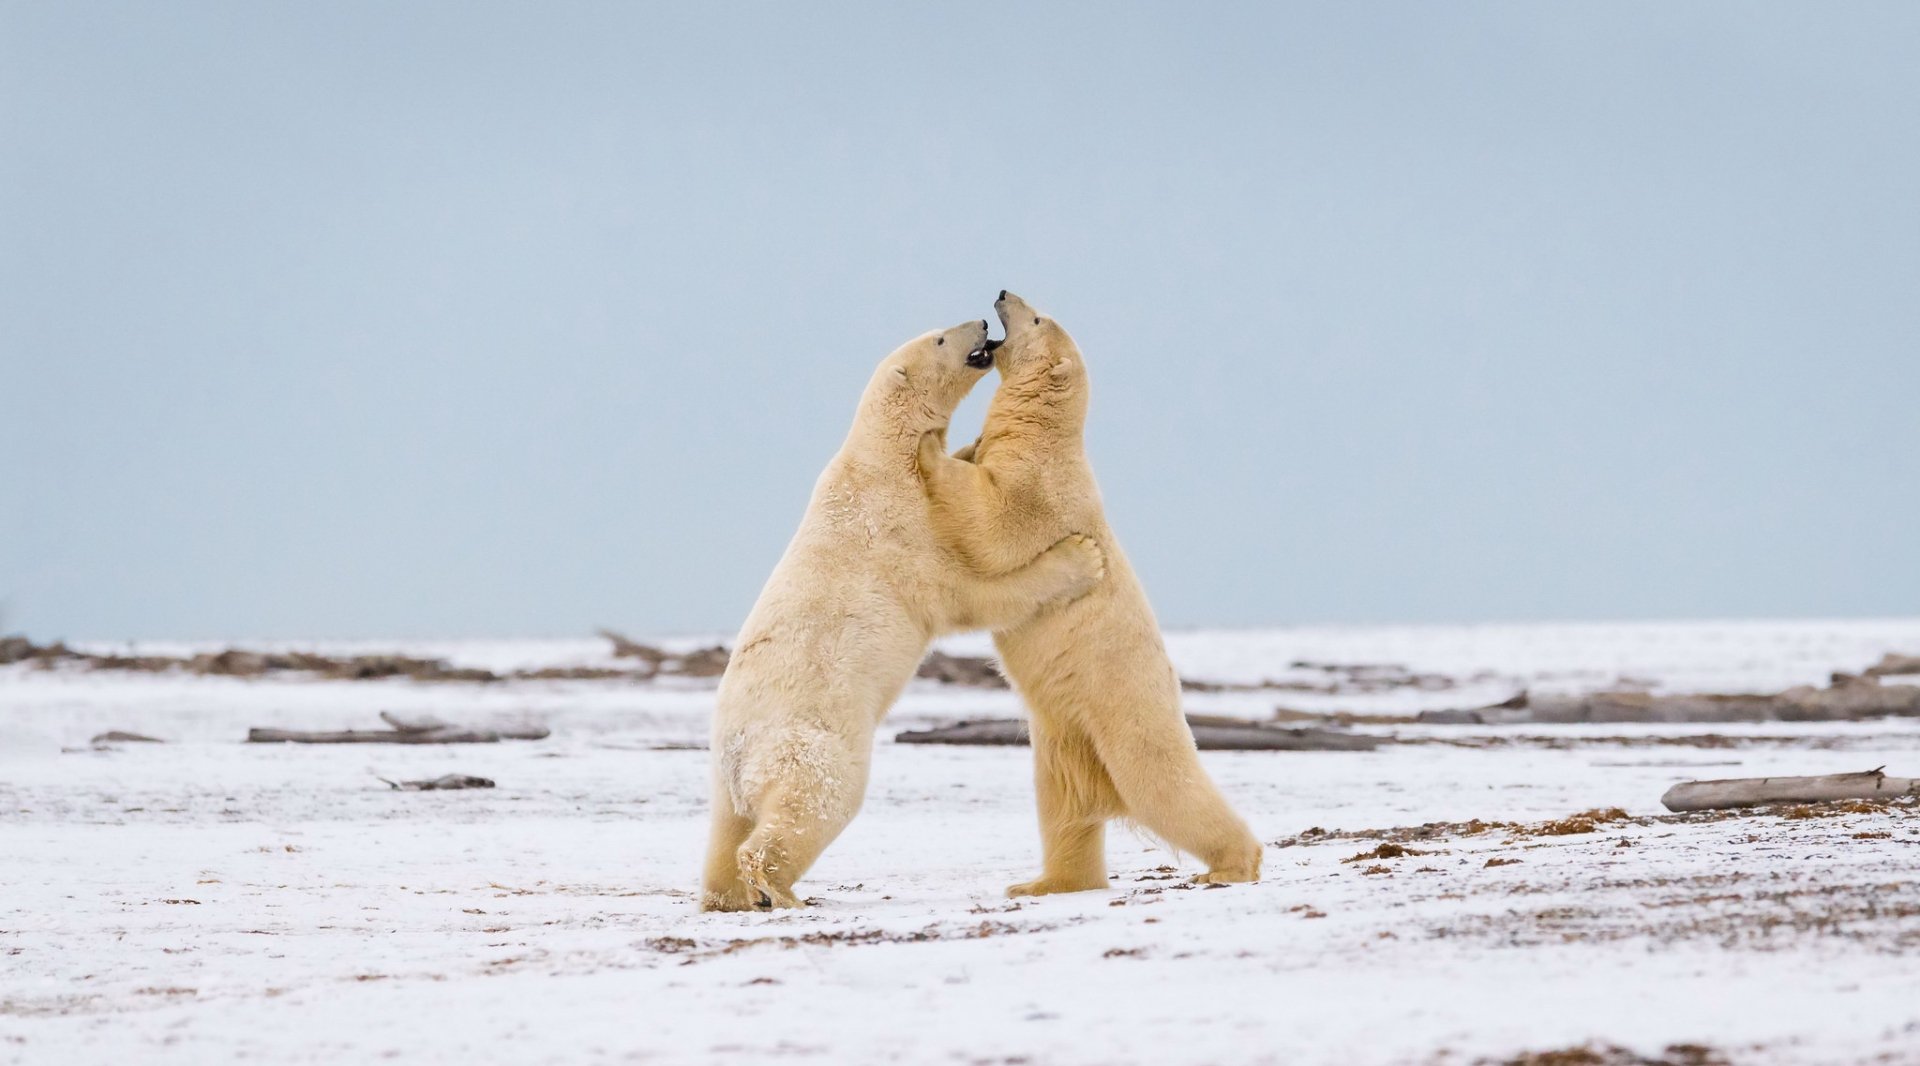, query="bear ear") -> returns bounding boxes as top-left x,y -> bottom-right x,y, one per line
1049,357 -> 1076,379
891,366 -> 909,383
